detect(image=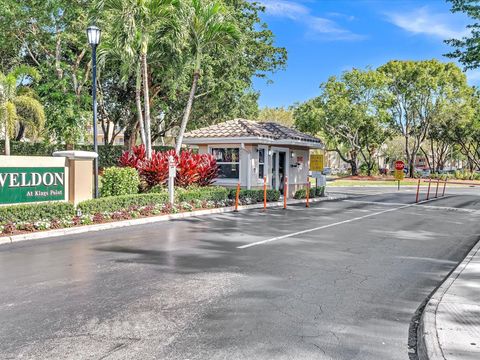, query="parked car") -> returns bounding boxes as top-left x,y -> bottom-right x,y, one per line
322,167 -> 332,175
421,169 -> 431,178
